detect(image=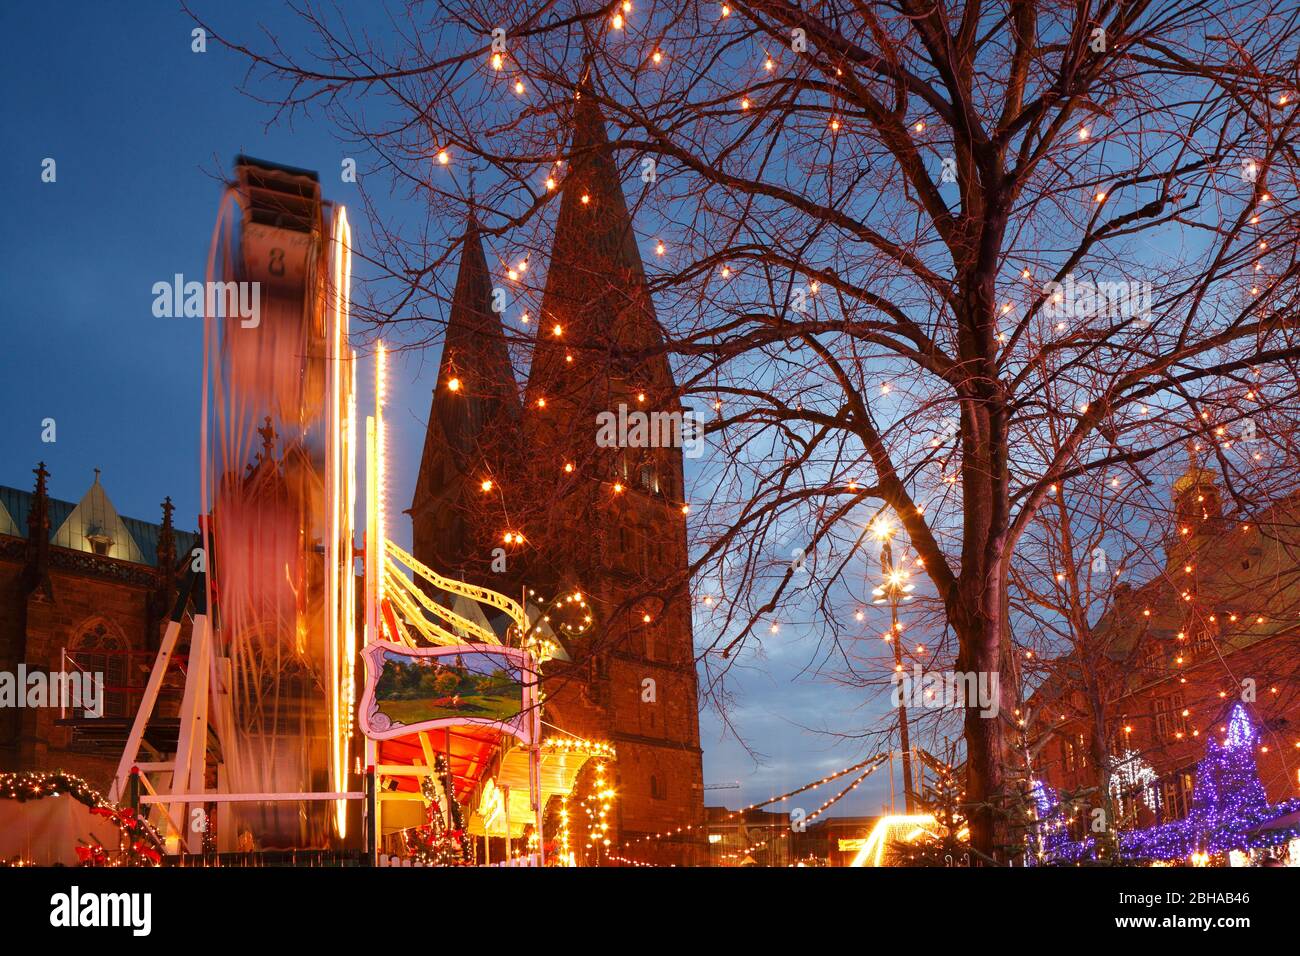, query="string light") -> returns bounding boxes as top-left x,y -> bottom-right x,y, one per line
615,753 -> 891,861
